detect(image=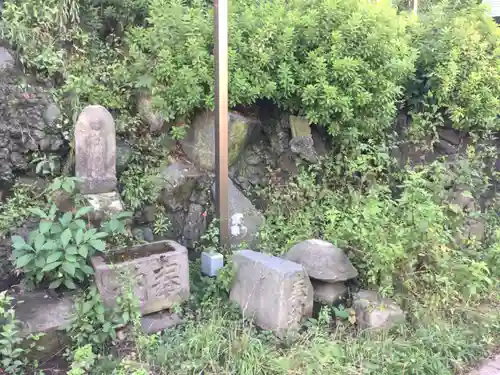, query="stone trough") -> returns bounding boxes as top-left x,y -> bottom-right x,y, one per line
91,240 -> 190,315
